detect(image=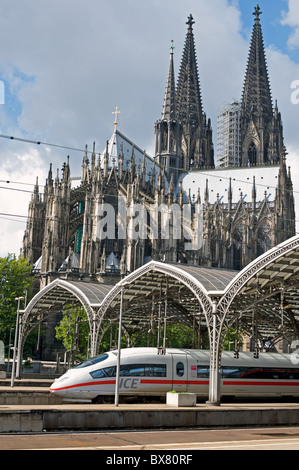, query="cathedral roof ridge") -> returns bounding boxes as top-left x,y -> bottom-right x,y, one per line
100,127 -> 169,188
113,128 -> 153,162
180,162 -> 280,176
175,164 -> 281,205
